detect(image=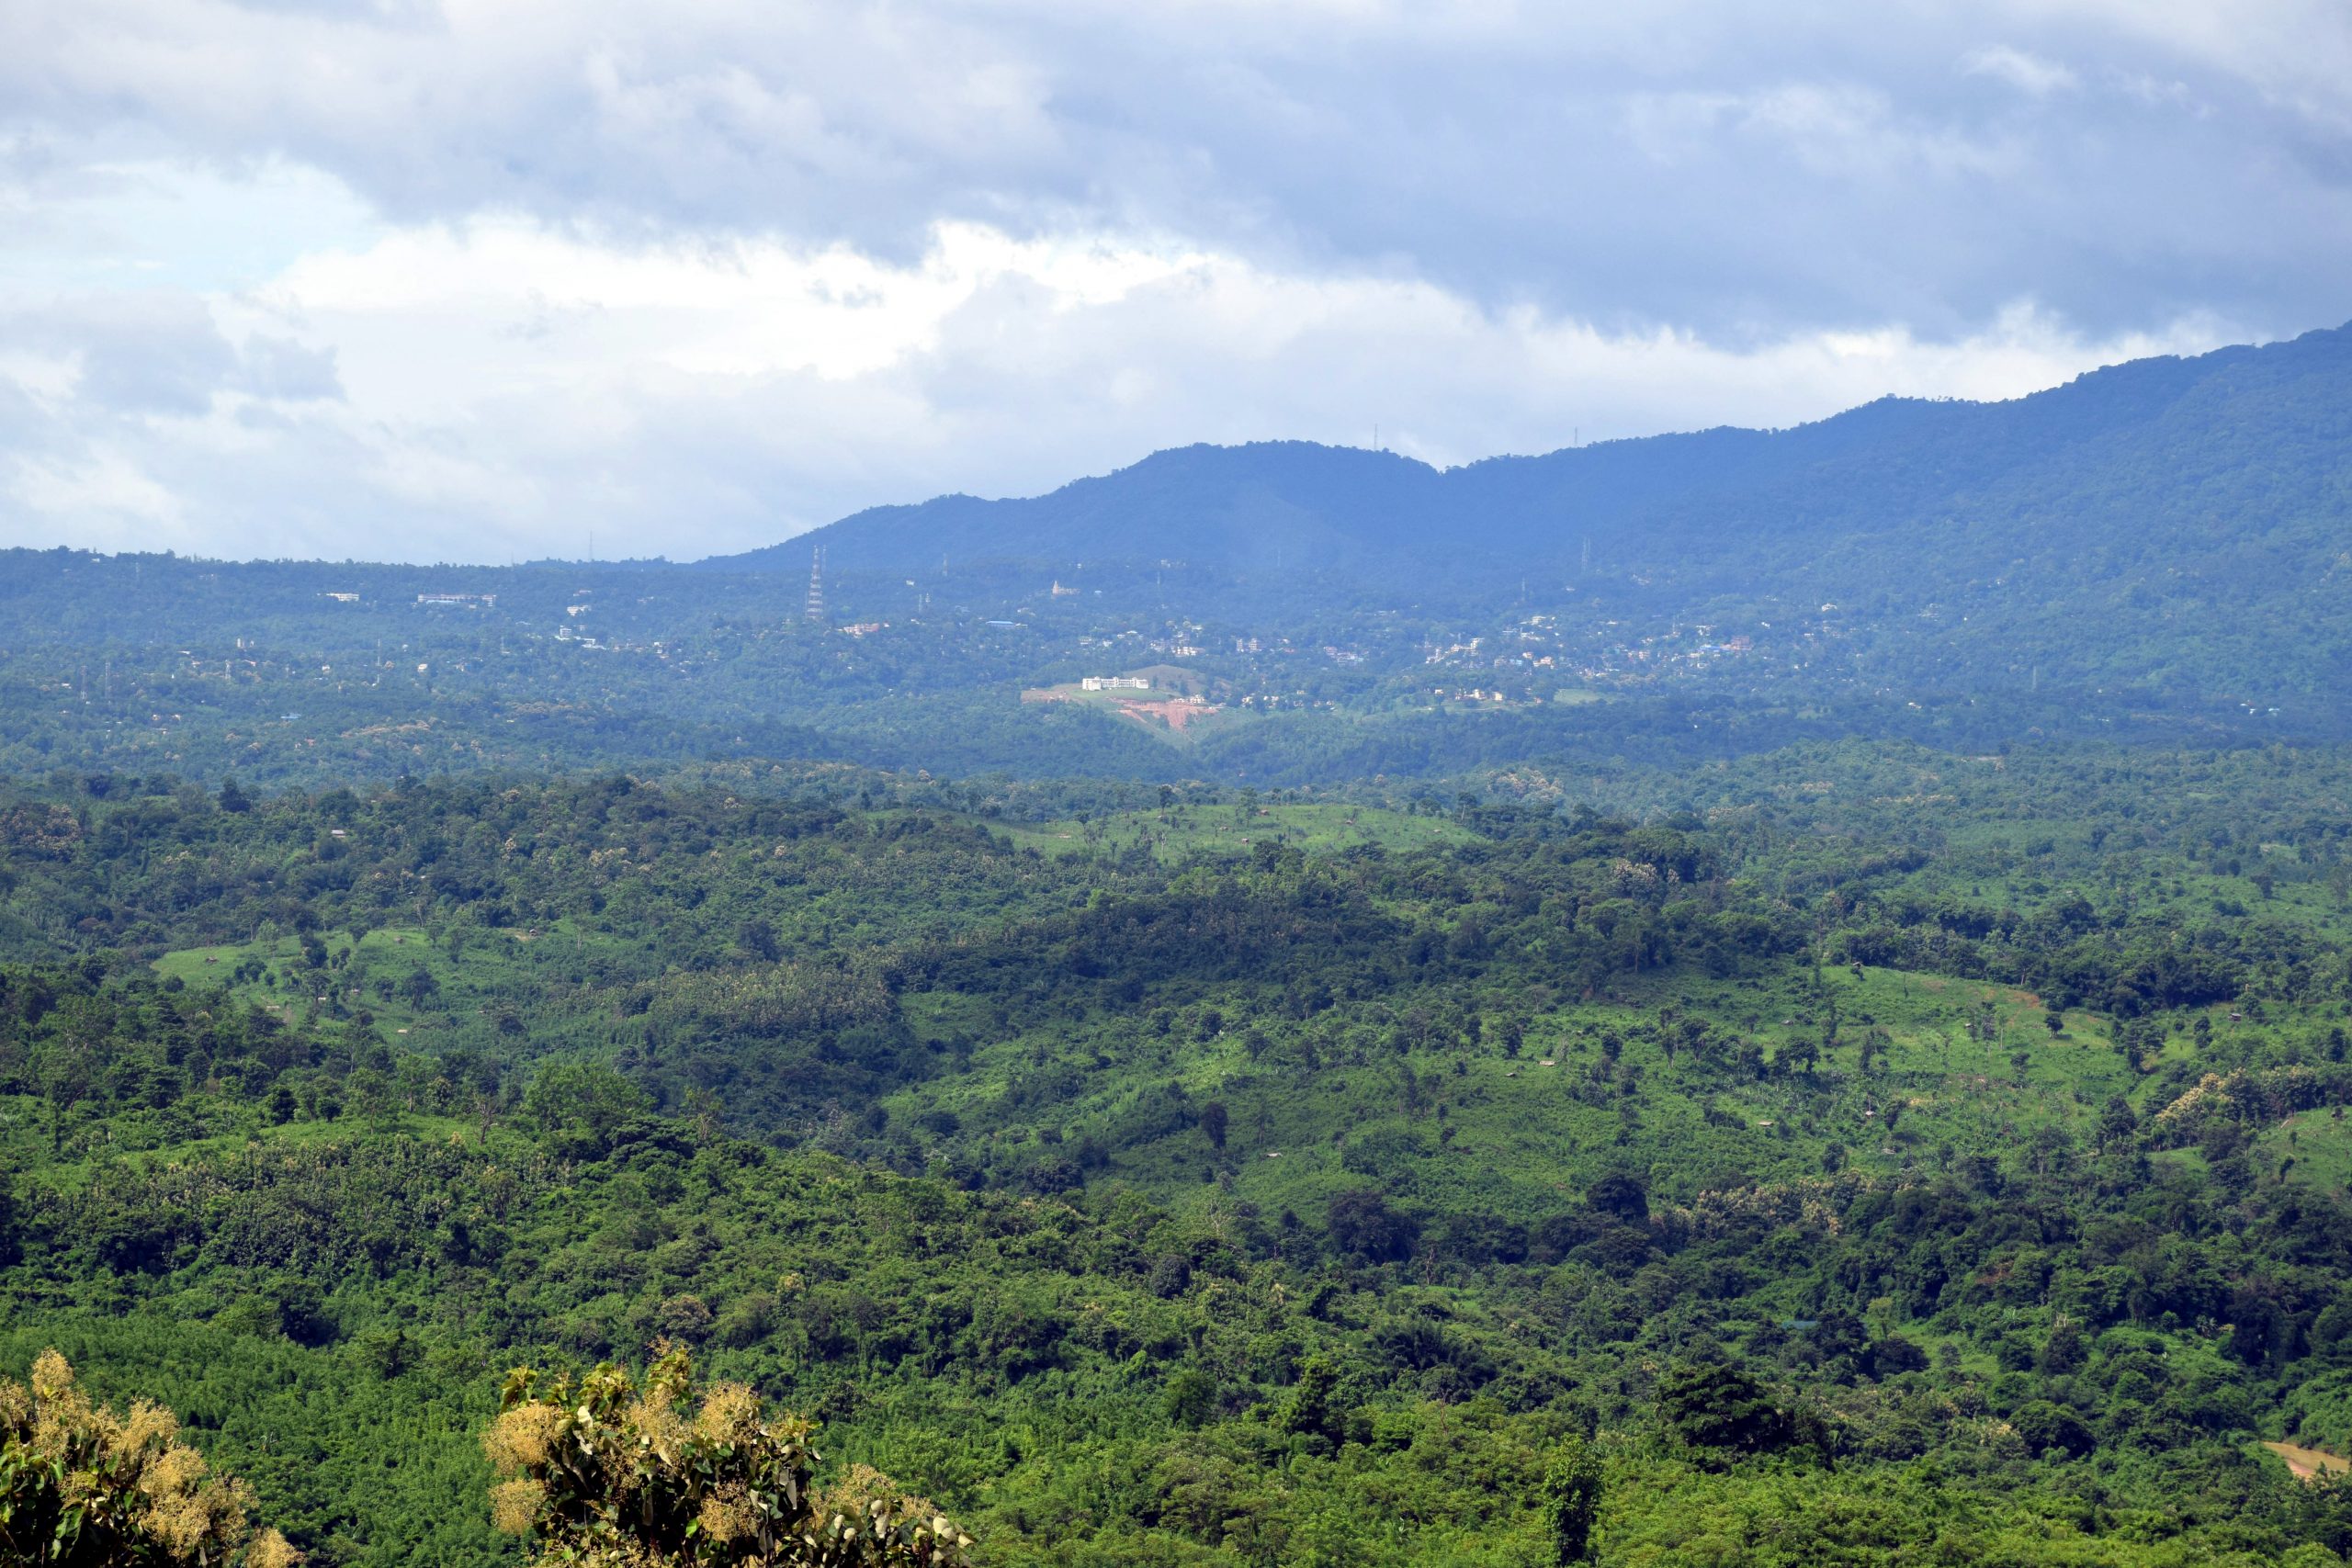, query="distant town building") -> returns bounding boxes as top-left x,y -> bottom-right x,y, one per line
1050,580 -> 1079,596
416,592 -> 496,608
322,592 -> 360,603
1081,676 -> 1151,692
